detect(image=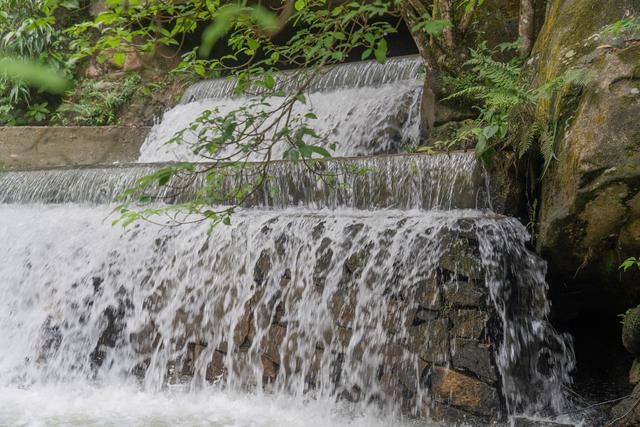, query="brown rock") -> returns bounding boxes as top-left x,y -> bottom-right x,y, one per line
414,278 -> 442,308
84,63 -> 103,78
258,323 -> 287,365
424,400 -> 489,426
408,318 -> 450,363
430,367 -> 500,416
444,281 -> 486,308
533,0 -> 640,304
611,382 -> 640,426
631,358 -> 640,385
451,338 -> 497,383
451,309 -> 486,340
512,418 -> 573,427
123,49 -> 143,71
206,350 -> 226,382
